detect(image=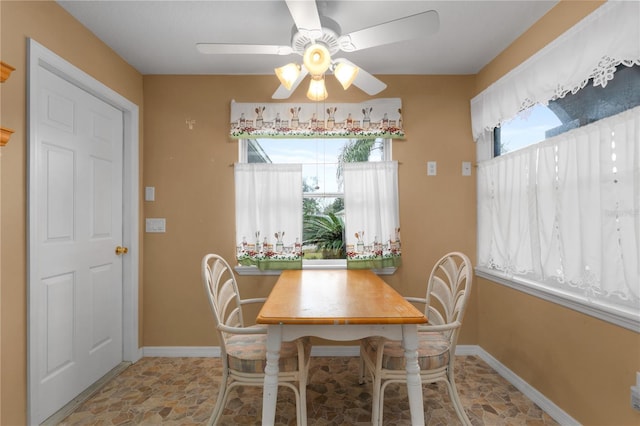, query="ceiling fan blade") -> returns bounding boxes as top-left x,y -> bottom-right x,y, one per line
196,43 -> 293,55
338,10 -> 439,52
333,58 -> 386,95
272,66 -> 309,99
285,0 -> 323,40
